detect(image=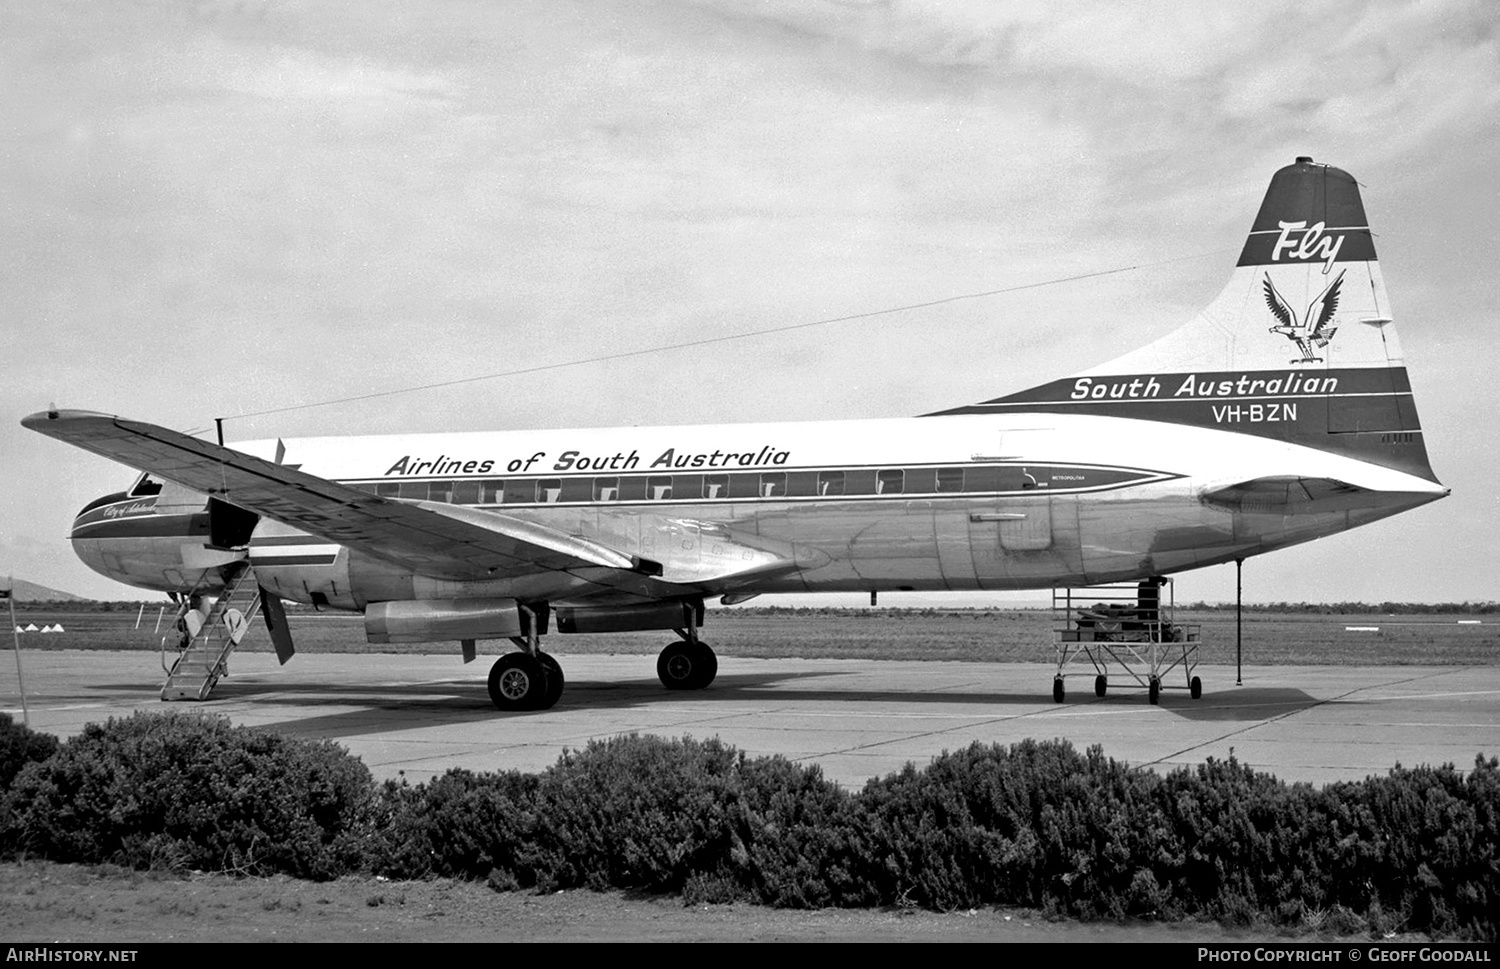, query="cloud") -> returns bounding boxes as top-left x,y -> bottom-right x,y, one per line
208,44 -> 463,109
